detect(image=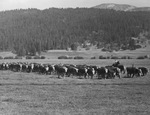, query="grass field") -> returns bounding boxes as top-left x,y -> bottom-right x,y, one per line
1,45 -> 150,59
0,59 -> 150,115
